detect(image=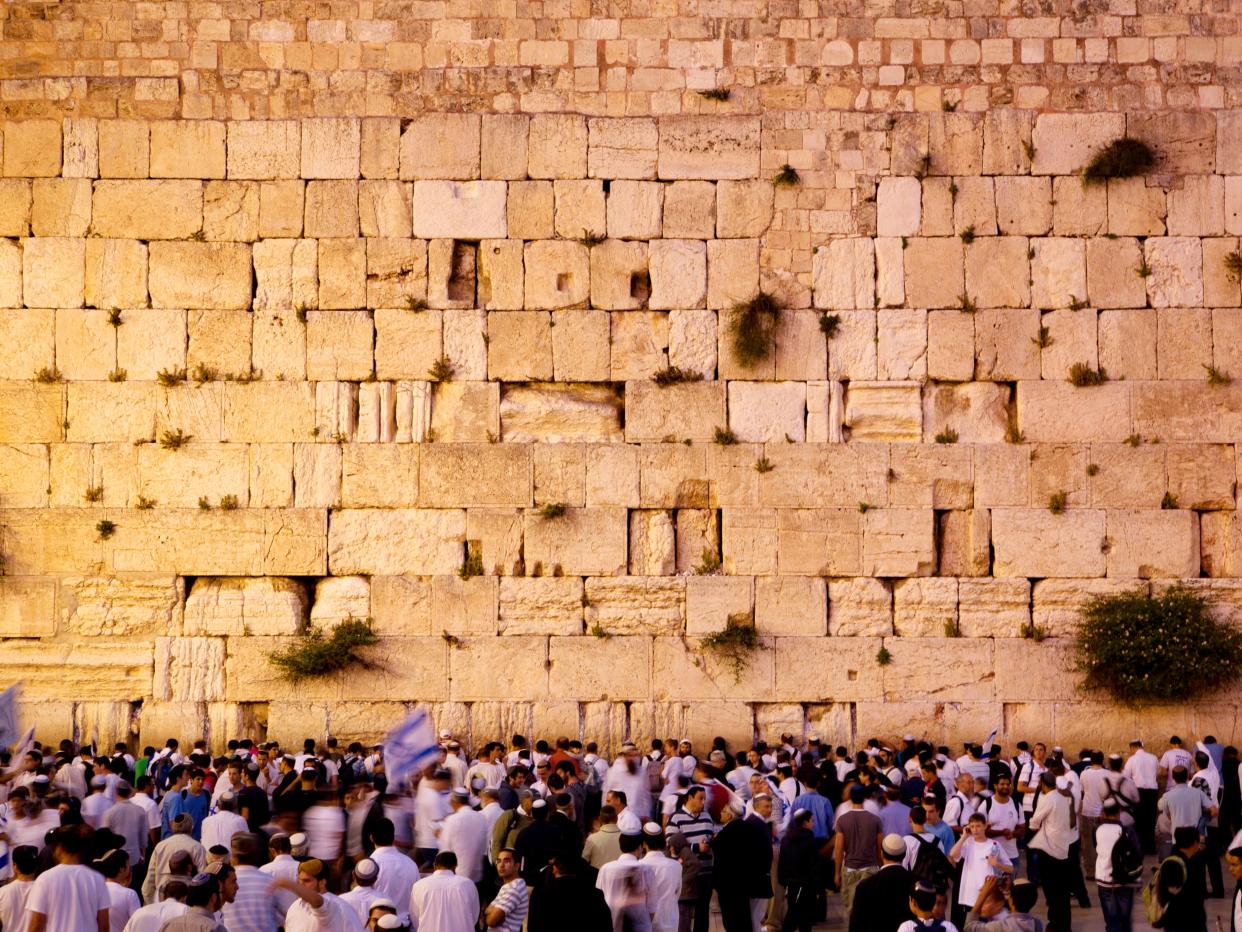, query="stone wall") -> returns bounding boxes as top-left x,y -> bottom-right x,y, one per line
1,0 -> 1241,754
